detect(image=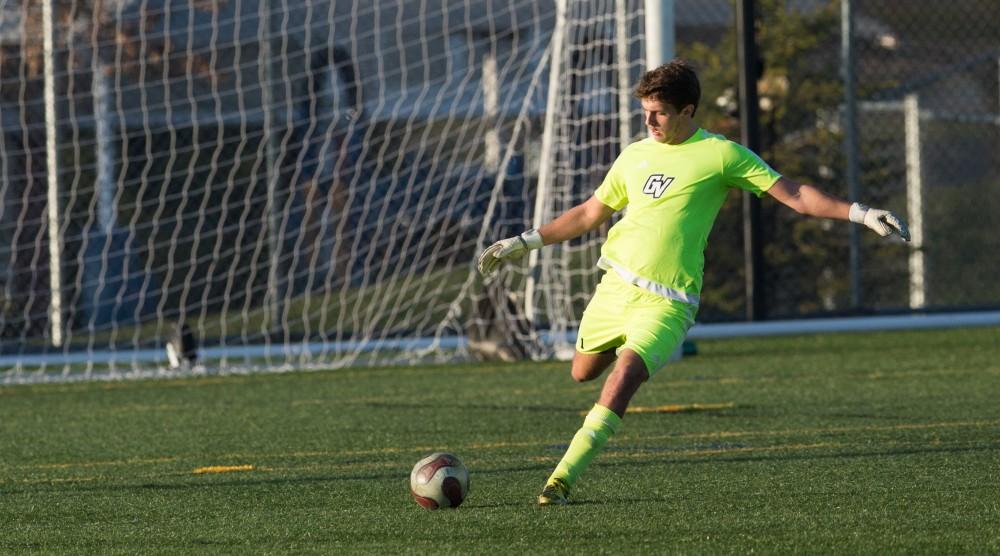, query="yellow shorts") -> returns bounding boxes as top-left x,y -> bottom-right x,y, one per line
576,271 -> 696,377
